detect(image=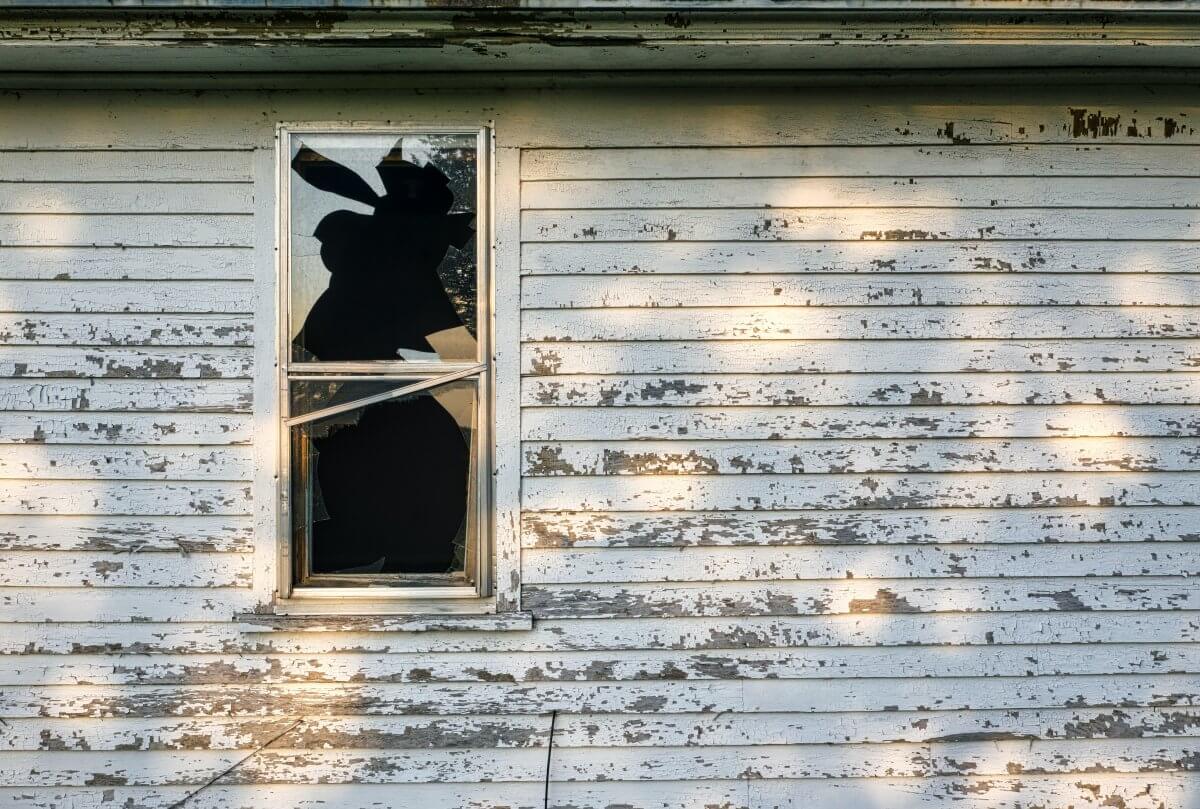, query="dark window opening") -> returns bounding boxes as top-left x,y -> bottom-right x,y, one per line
282,129 -> 488,593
